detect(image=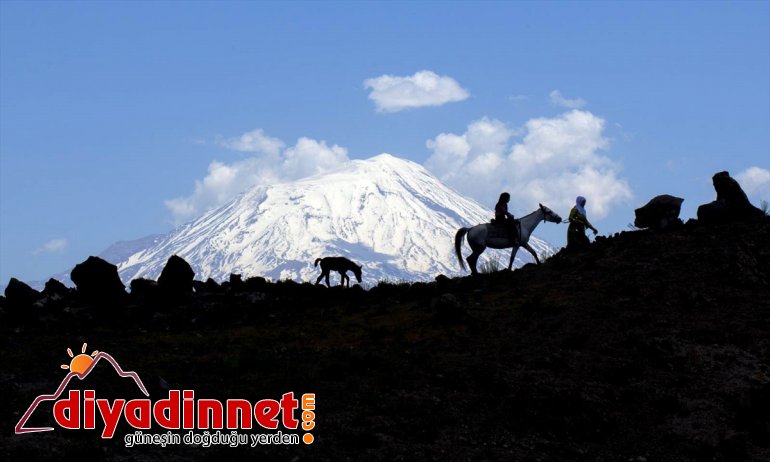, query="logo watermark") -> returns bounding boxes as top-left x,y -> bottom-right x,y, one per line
15,343 -> 316,447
